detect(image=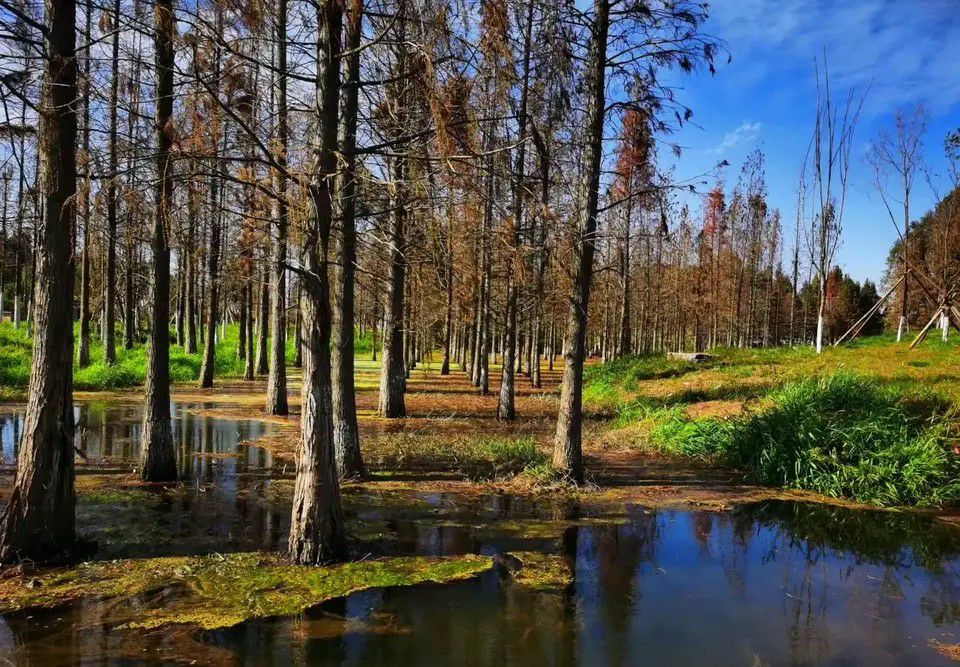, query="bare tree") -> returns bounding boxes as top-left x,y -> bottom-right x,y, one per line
0,0 -> 78,563
288,0 -> 347,565
139,0 -> 178,481
869,104 -> 927,341
804,56 -> 864,354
